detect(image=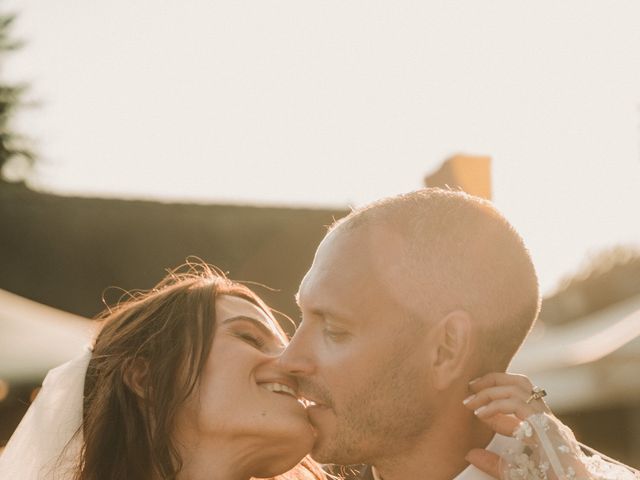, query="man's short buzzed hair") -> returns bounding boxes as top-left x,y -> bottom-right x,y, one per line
330,188 -> 541,371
